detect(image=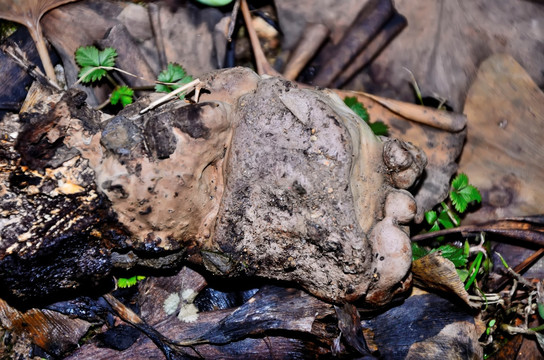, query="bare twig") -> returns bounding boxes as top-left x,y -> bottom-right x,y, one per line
1,41 -> 61,91
227,0 -> 241,42
139,78 -> 202,114
496,252 -> 537,290
240,0 -> 280,76
148,3 -> 167,70
283,23 -> 329,81
411,218 -> 544,248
